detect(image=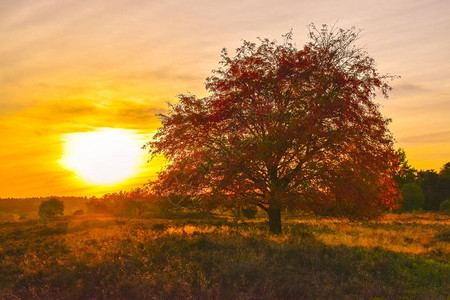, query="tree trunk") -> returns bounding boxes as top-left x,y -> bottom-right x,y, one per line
268,208 -> 282,234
